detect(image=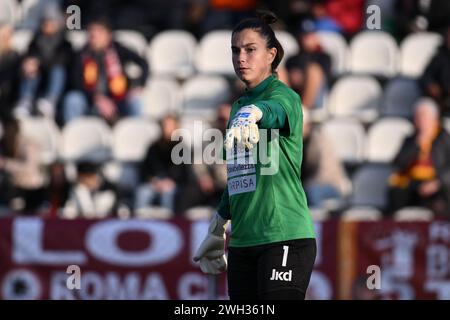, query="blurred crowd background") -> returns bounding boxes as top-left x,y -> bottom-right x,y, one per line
0,0 -> 449,222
